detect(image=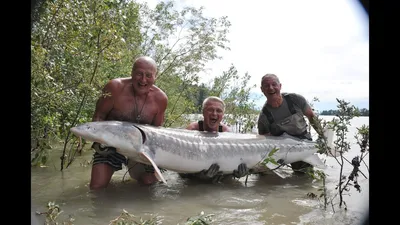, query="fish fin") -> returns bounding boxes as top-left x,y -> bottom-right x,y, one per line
264,162 -> 291,179
301,154 -> 326,169
140,152 -> 167,184
323,126 -> 340,157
